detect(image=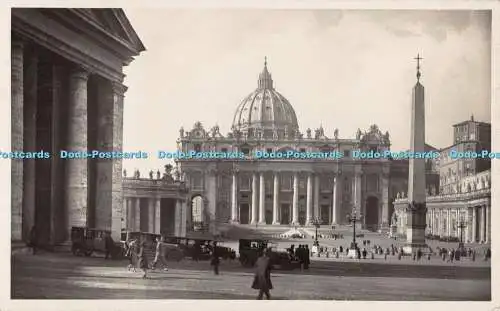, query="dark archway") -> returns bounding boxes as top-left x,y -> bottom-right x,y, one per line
240,203 -> 250,224
265,210 -> 273,225
365,196 -> 379,231
191,195 -> 204,231
280,204 -> 290,225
